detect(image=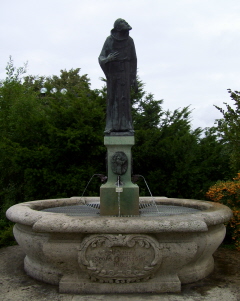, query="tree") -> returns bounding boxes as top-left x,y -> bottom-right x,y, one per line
0,61 -> 107,207
0,57 -> 40,207
130,77 -> 164,130
0,57 -> 36,246
215,89 -> 240,173
132,101 -> 230,199
133,107 -> 197,197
